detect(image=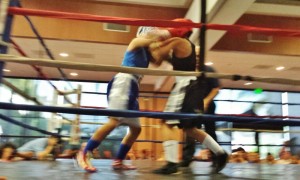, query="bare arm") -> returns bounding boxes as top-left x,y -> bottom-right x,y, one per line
146,29 -> 171,40
149,37 -> 179,51
37,145 -> 55,160
137,26 -> 171,40
204,87 -> 220,112
140,29 -> 171,40
150,37 -> 192,62
127,38 -> 156,51
36,138 -> 58,160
